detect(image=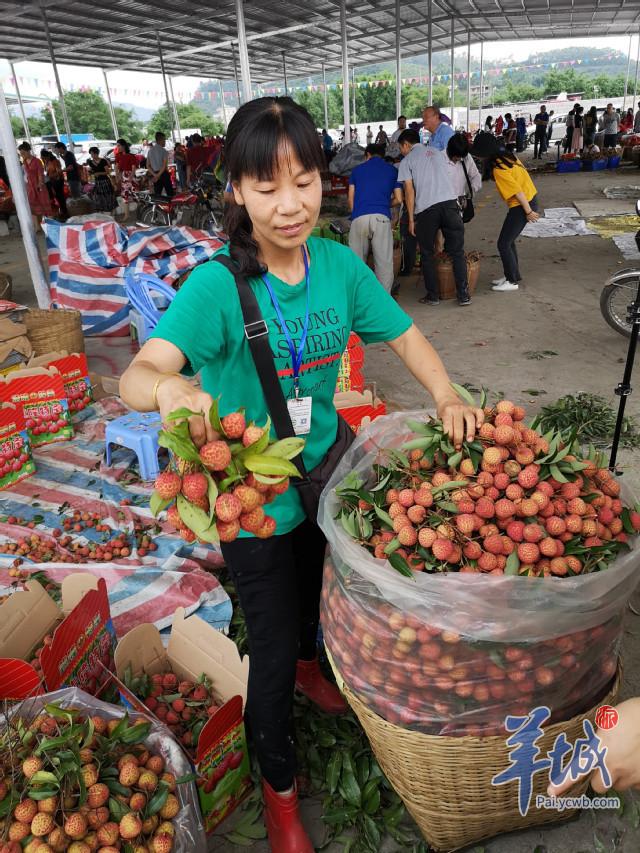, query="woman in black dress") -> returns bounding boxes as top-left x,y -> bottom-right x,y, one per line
86,146 -> 116,212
